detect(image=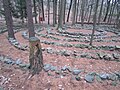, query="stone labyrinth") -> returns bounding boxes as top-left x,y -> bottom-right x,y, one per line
1,24 -> 120,84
